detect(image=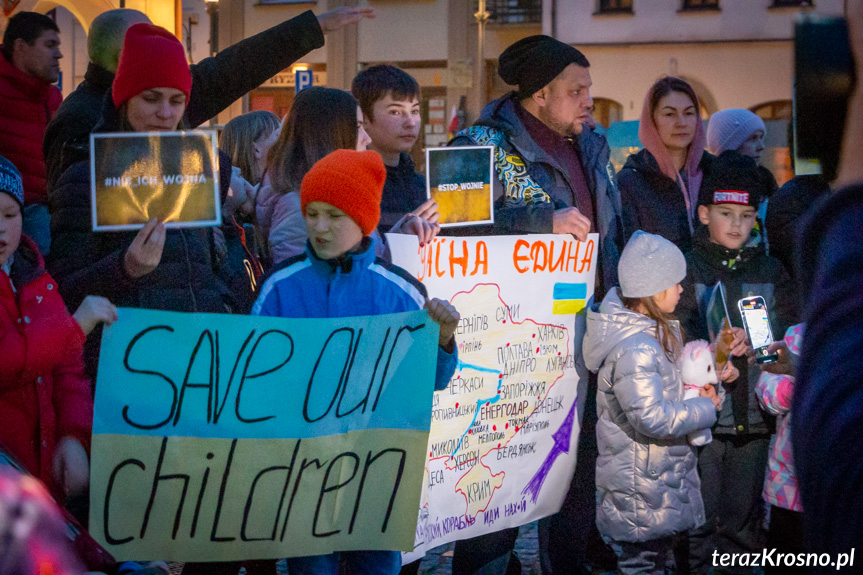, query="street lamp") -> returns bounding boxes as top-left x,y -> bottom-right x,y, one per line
205,0 -> 219,57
